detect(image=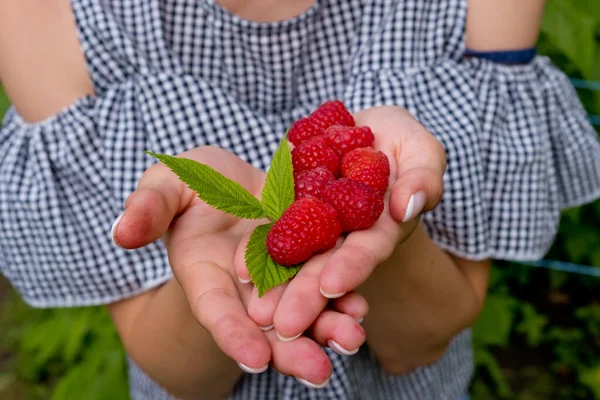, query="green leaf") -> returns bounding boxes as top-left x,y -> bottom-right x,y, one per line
579,365 -> 600,400
245,224 -> 300,297
473,346 -> 513,398
146,152 -> 265,219
516,302 -> 548,347
262,139 -> 295,221
542,0 -> 597,77
472,294 -> 516,347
